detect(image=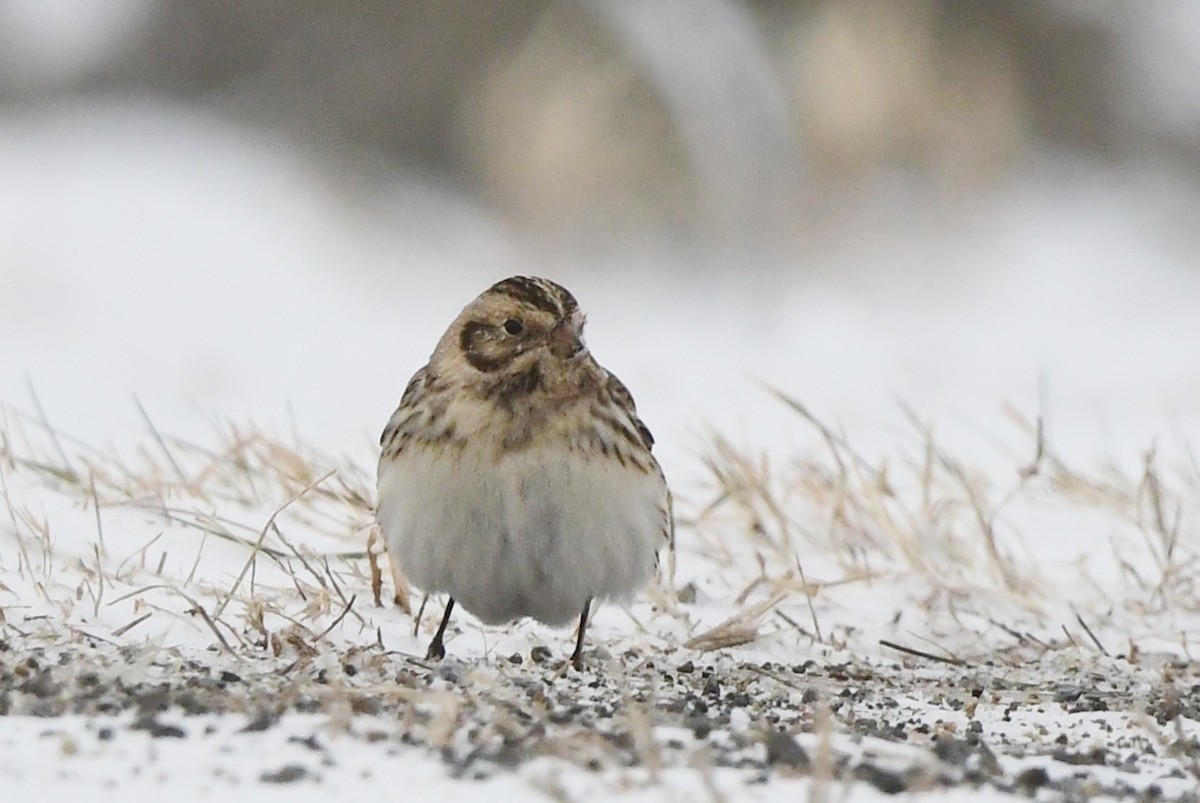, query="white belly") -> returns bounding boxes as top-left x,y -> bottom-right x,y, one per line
377,444 -> 665,626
